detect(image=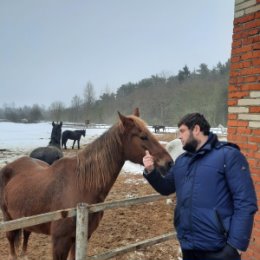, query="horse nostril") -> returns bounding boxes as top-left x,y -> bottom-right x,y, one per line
168,161 -> 173,169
